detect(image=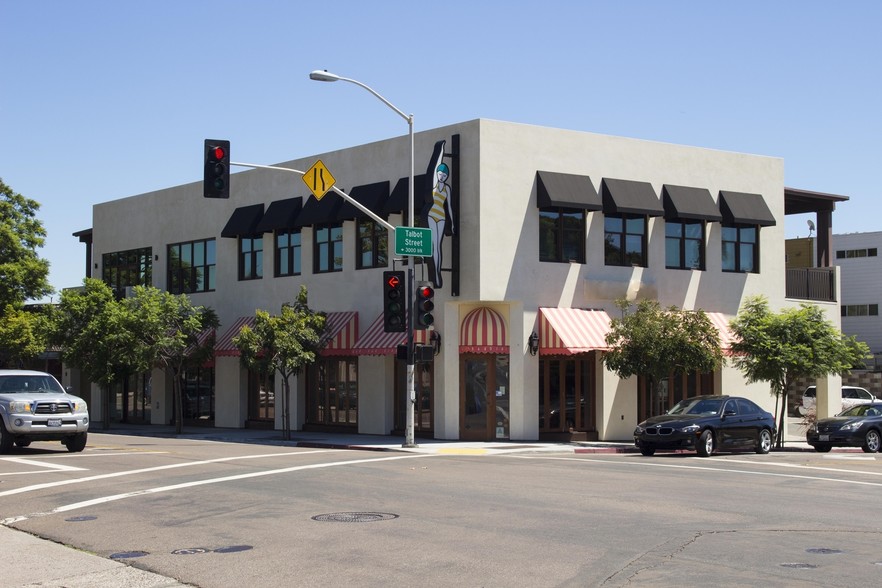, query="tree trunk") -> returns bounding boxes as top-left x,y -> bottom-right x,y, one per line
173,368 -> 183,435
282,374 -> 291,441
